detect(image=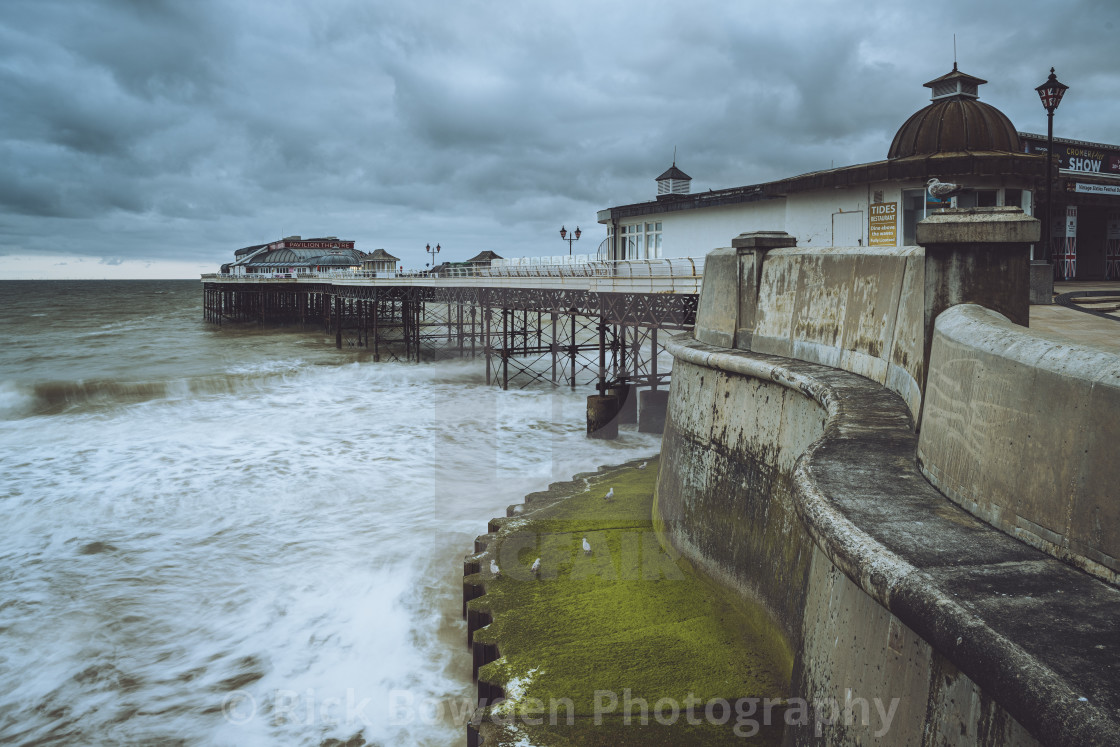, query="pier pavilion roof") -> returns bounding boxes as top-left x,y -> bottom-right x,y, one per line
365,248 -> 400,262
240,247 -> 366,268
